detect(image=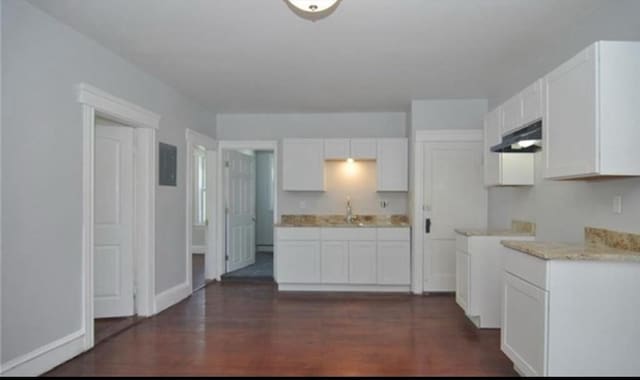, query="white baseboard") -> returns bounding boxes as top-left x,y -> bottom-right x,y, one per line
155,281 -> 191,314
191,246 -> 206,254
277,283 -> 411,293
1,329 -> 85,377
